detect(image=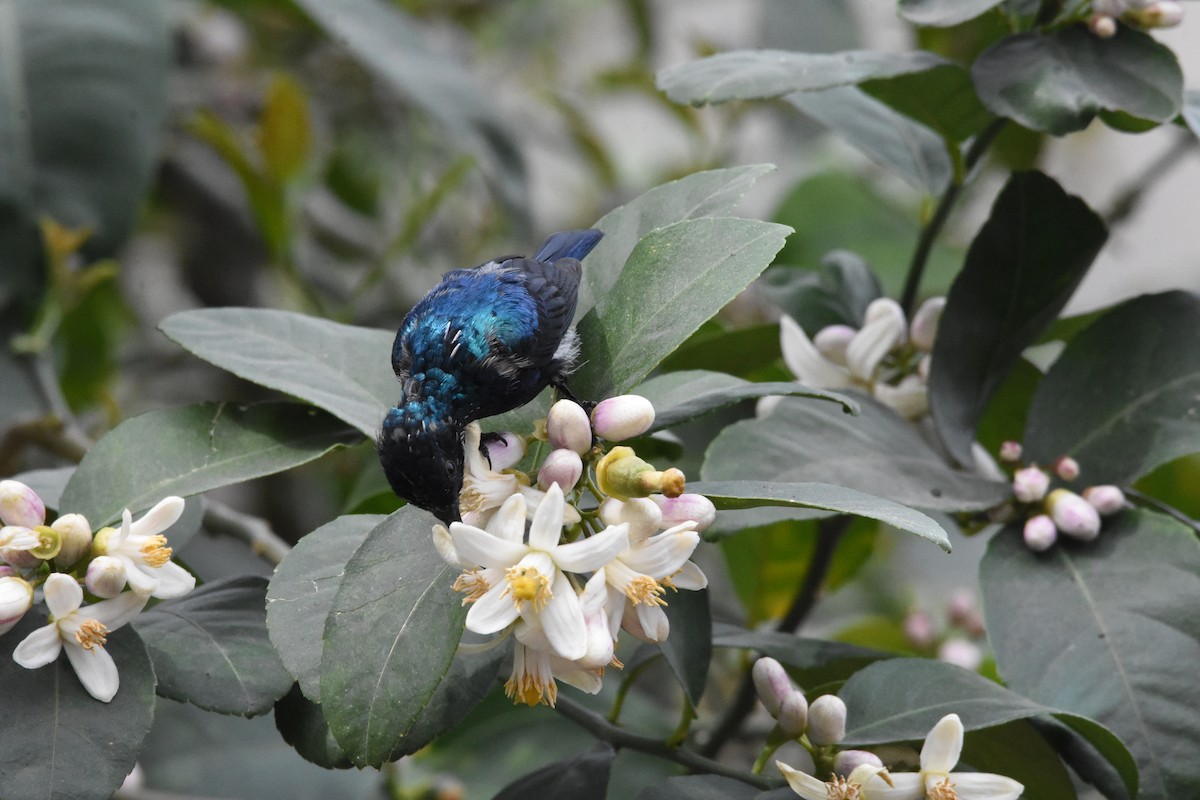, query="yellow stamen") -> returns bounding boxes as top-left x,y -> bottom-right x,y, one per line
139,535 -> 172,567
504,669 -> 558,707
452,570 -> 489,603
75,619 -> 109,651
625,575 -> 666,606
504,565 -> 551,611
823,774 -> 862,800
928,777 -> 958,800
